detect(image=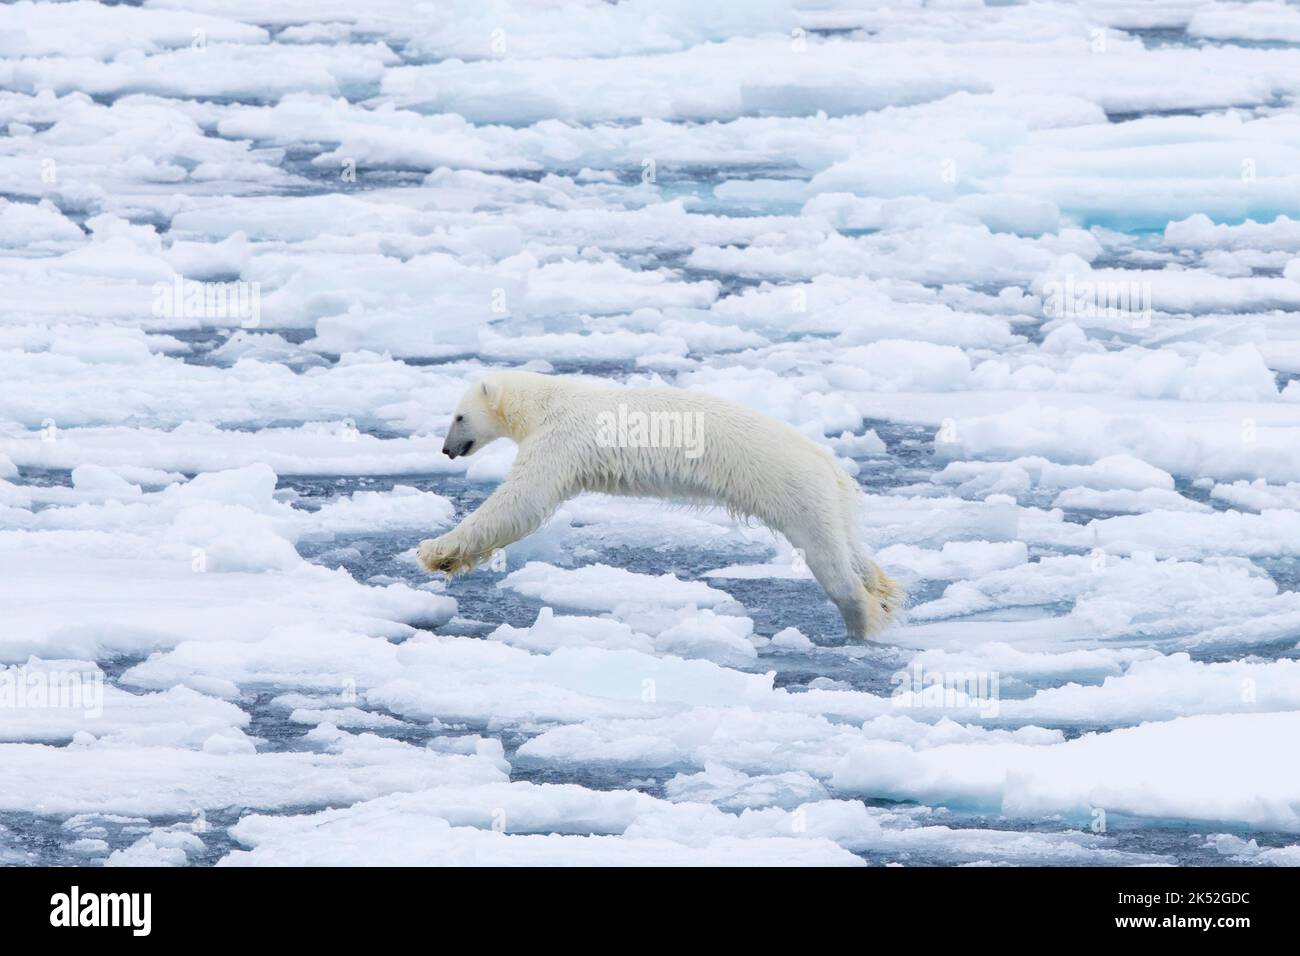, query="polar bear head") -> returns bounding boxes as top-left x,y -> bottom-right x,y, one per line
442,379 -> 506,459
